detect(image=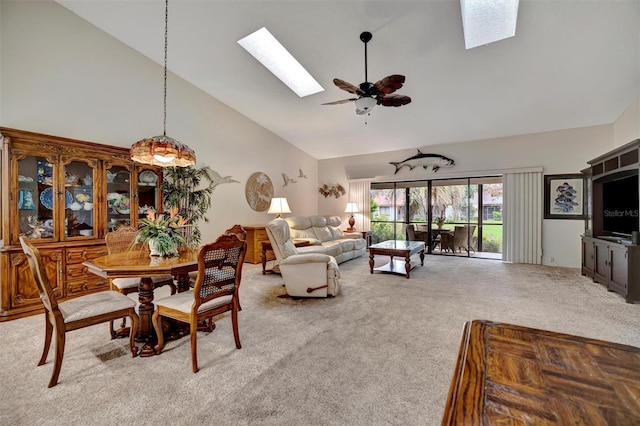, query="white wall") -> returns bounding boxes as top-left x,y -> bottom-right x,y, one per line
0,1 -> 319,244
3,1 -> 637,265
613,96 -> 640,146
319,125 -> 615,268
